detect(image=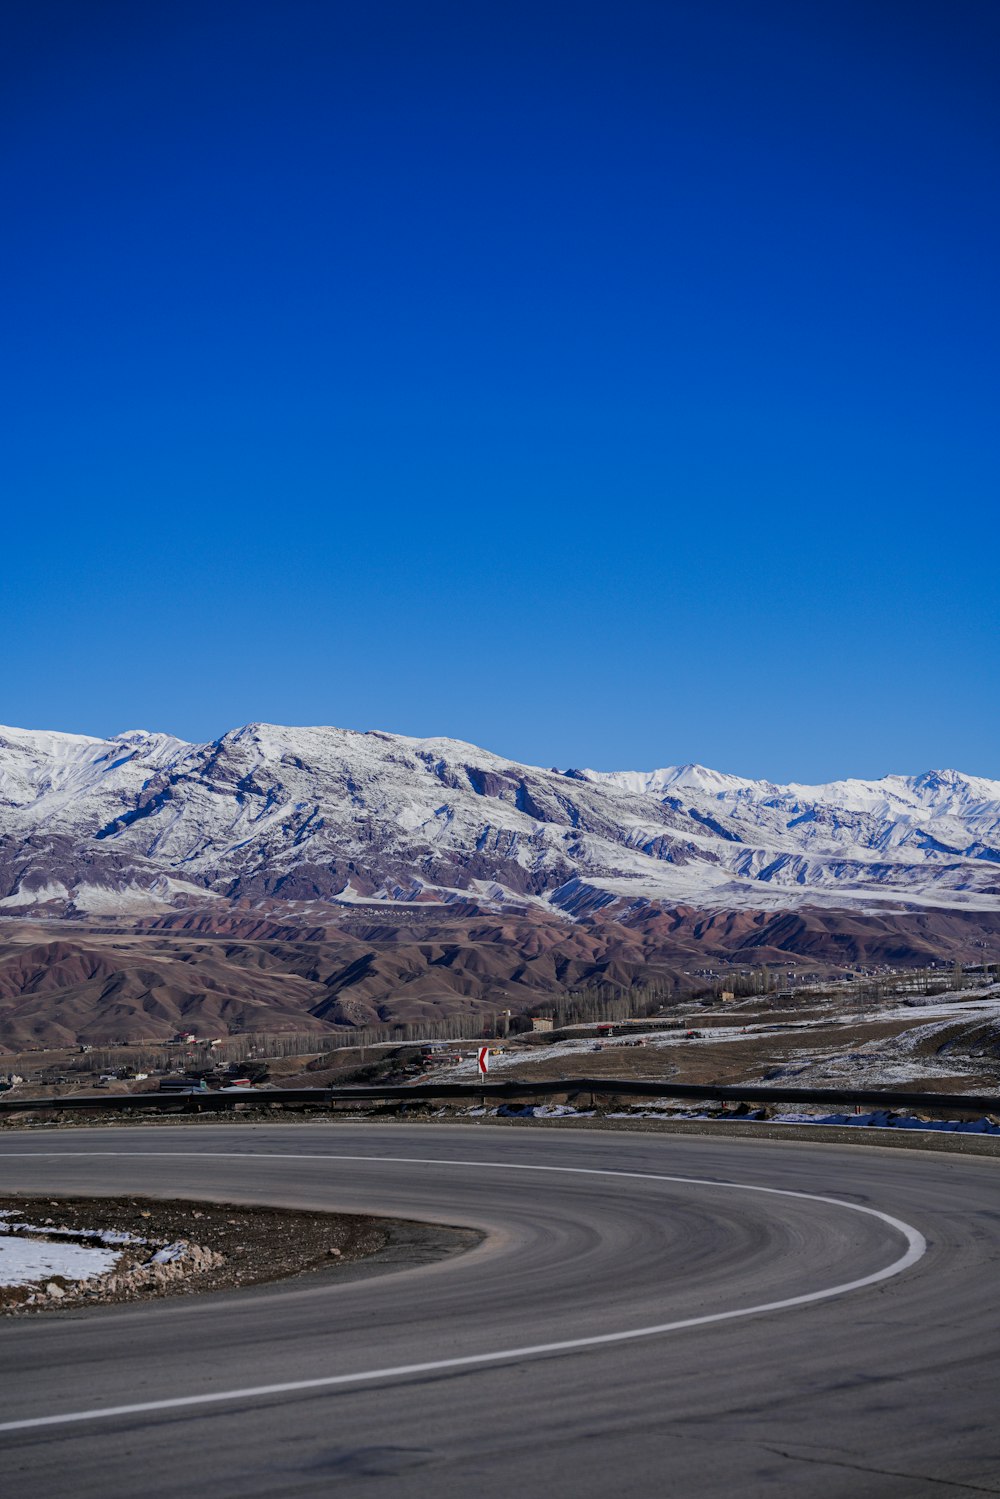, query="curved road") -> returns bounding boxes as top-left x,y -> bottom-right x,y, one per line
0,1123 -> 998,1497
